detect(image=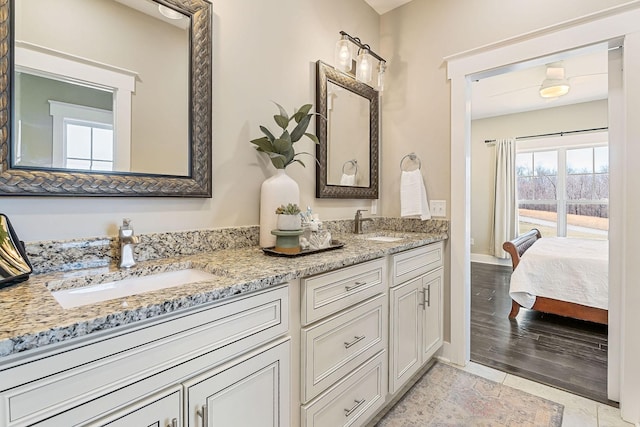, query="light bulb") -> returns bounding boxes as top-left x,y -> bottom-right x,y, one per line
377,61 -> 387,93
158,4 -> 184,20
356,49 -> 373,84
334,38 -> 352,72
